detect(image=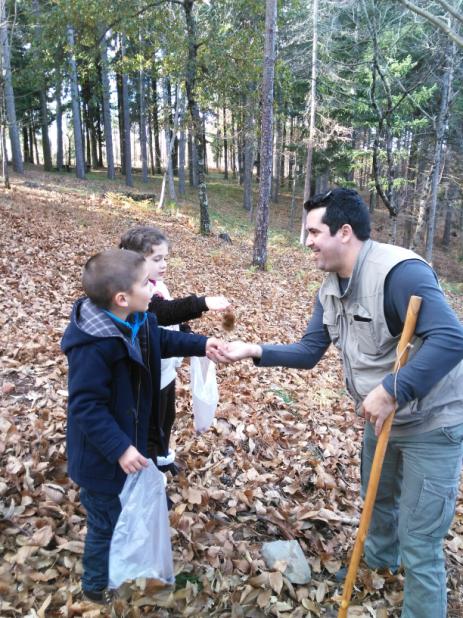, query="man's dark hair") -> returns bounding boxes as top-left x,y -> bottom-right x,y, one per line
119,225 -> 168,255
82,249 -> 146,309
304,188 -> 371,240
